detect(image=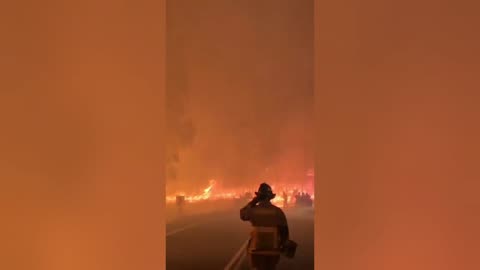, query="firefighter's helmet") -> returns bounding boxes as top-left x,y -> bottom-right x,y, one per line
255,182 -> 276,200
